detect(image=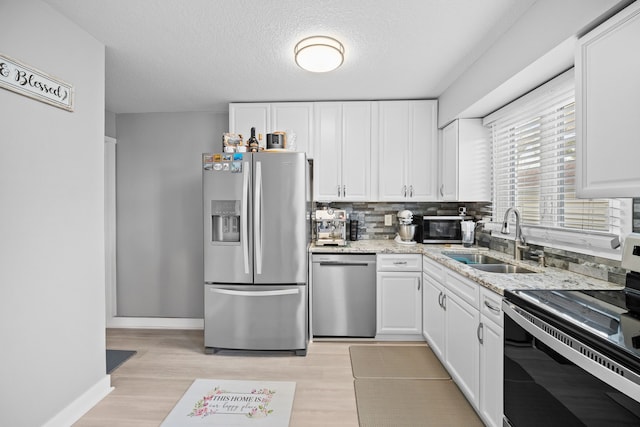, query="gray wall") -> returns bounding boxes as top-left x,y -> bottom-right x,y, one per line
0,1 -> 107,426
116,111 -> 228,317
